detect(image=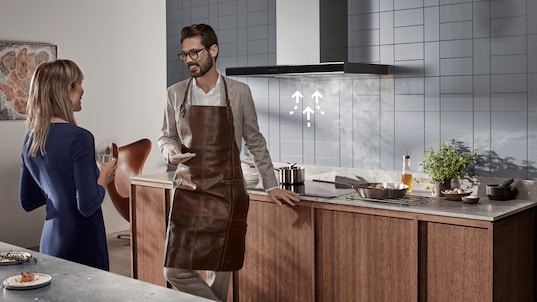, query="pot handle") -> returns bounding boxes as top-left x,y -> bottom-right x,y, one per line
499,178 -> 514,187
312,179 -> 356,189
